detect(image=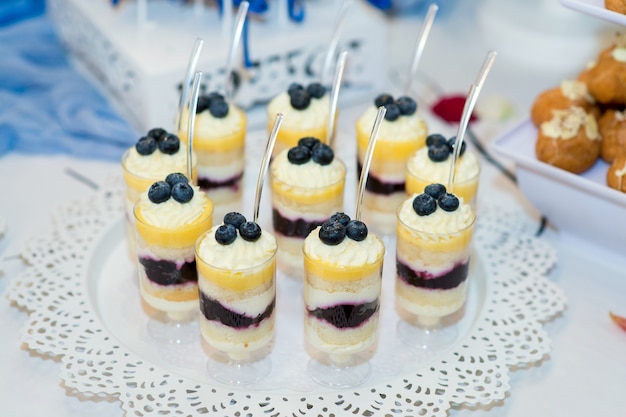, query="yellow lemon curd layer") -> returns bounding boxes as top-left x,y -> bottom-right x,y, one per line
134,199 -> 213,248
196,255 -> 276,292
303,255 -> 383,282
270,123 -> 328,150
